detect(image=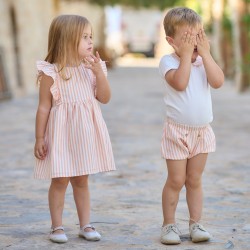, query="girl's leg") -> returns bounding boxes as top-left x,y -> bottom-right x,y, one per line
49,177 -> 70,233
185,153 -> 208,224
162,159 -> 187,225
70,175 -> 93,231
